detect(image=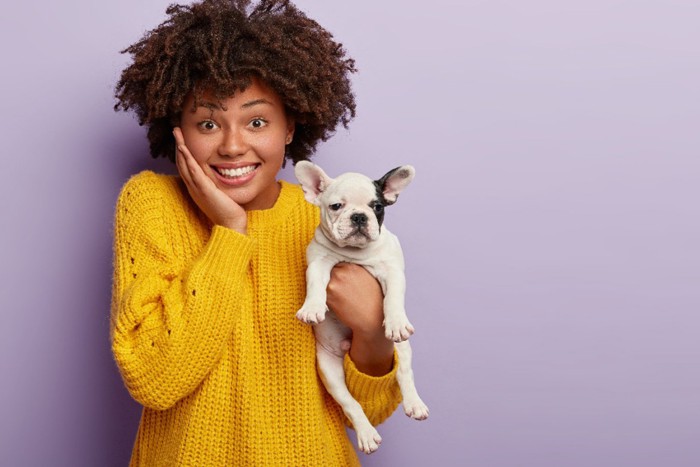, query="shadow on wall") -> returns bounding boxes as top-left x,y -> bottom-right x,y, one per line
110,126 -> 179,184
96,128 -> 176,466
